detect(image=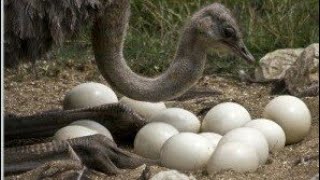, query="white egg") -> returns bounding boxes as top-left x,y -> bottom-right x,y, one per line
54,125 -> 98,140
199,132 -> 222,149
134,122 -> 178,159
63,82 -> 118,110
150,170 -> 191,180
201,102 -> 251,135
150,108 -> 201,133
218,127 -> 269,165
263,95 -> 312,144
70,120 -> 114,141
119,97 -> 166,119
207,141 -> 260,174
160,133 -> 214,171
244,119 -> 286,151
